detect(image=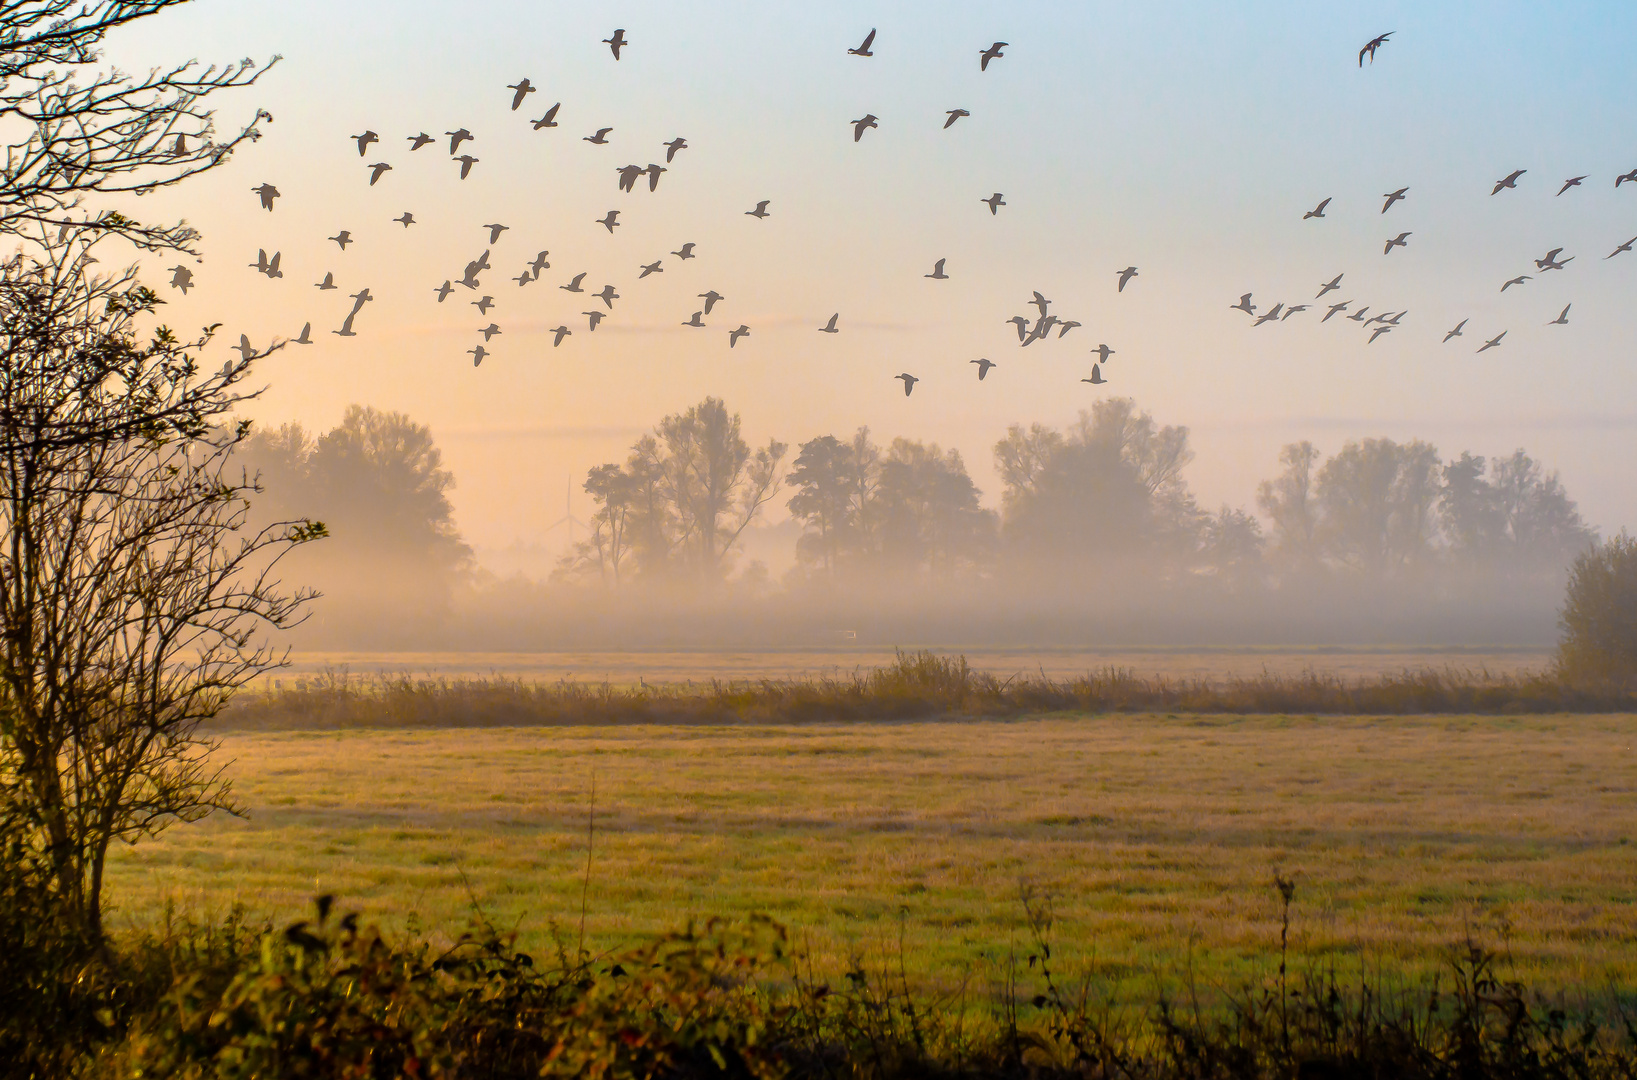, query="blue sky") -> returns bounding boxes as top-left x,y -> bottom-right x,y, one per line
109,1 -> 1637,550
